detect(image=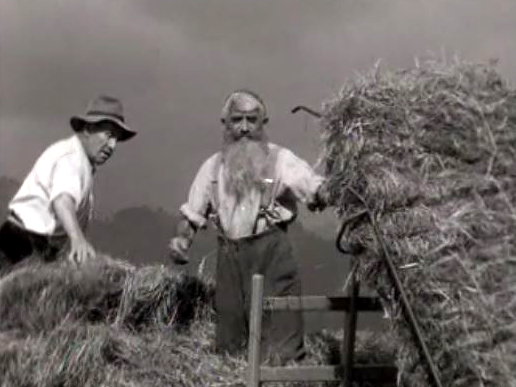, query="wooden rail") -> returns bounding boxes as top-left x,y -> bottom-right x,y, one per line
263,295 -> 382,312
247,274 -> 397,387
260,365 -> 397,382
